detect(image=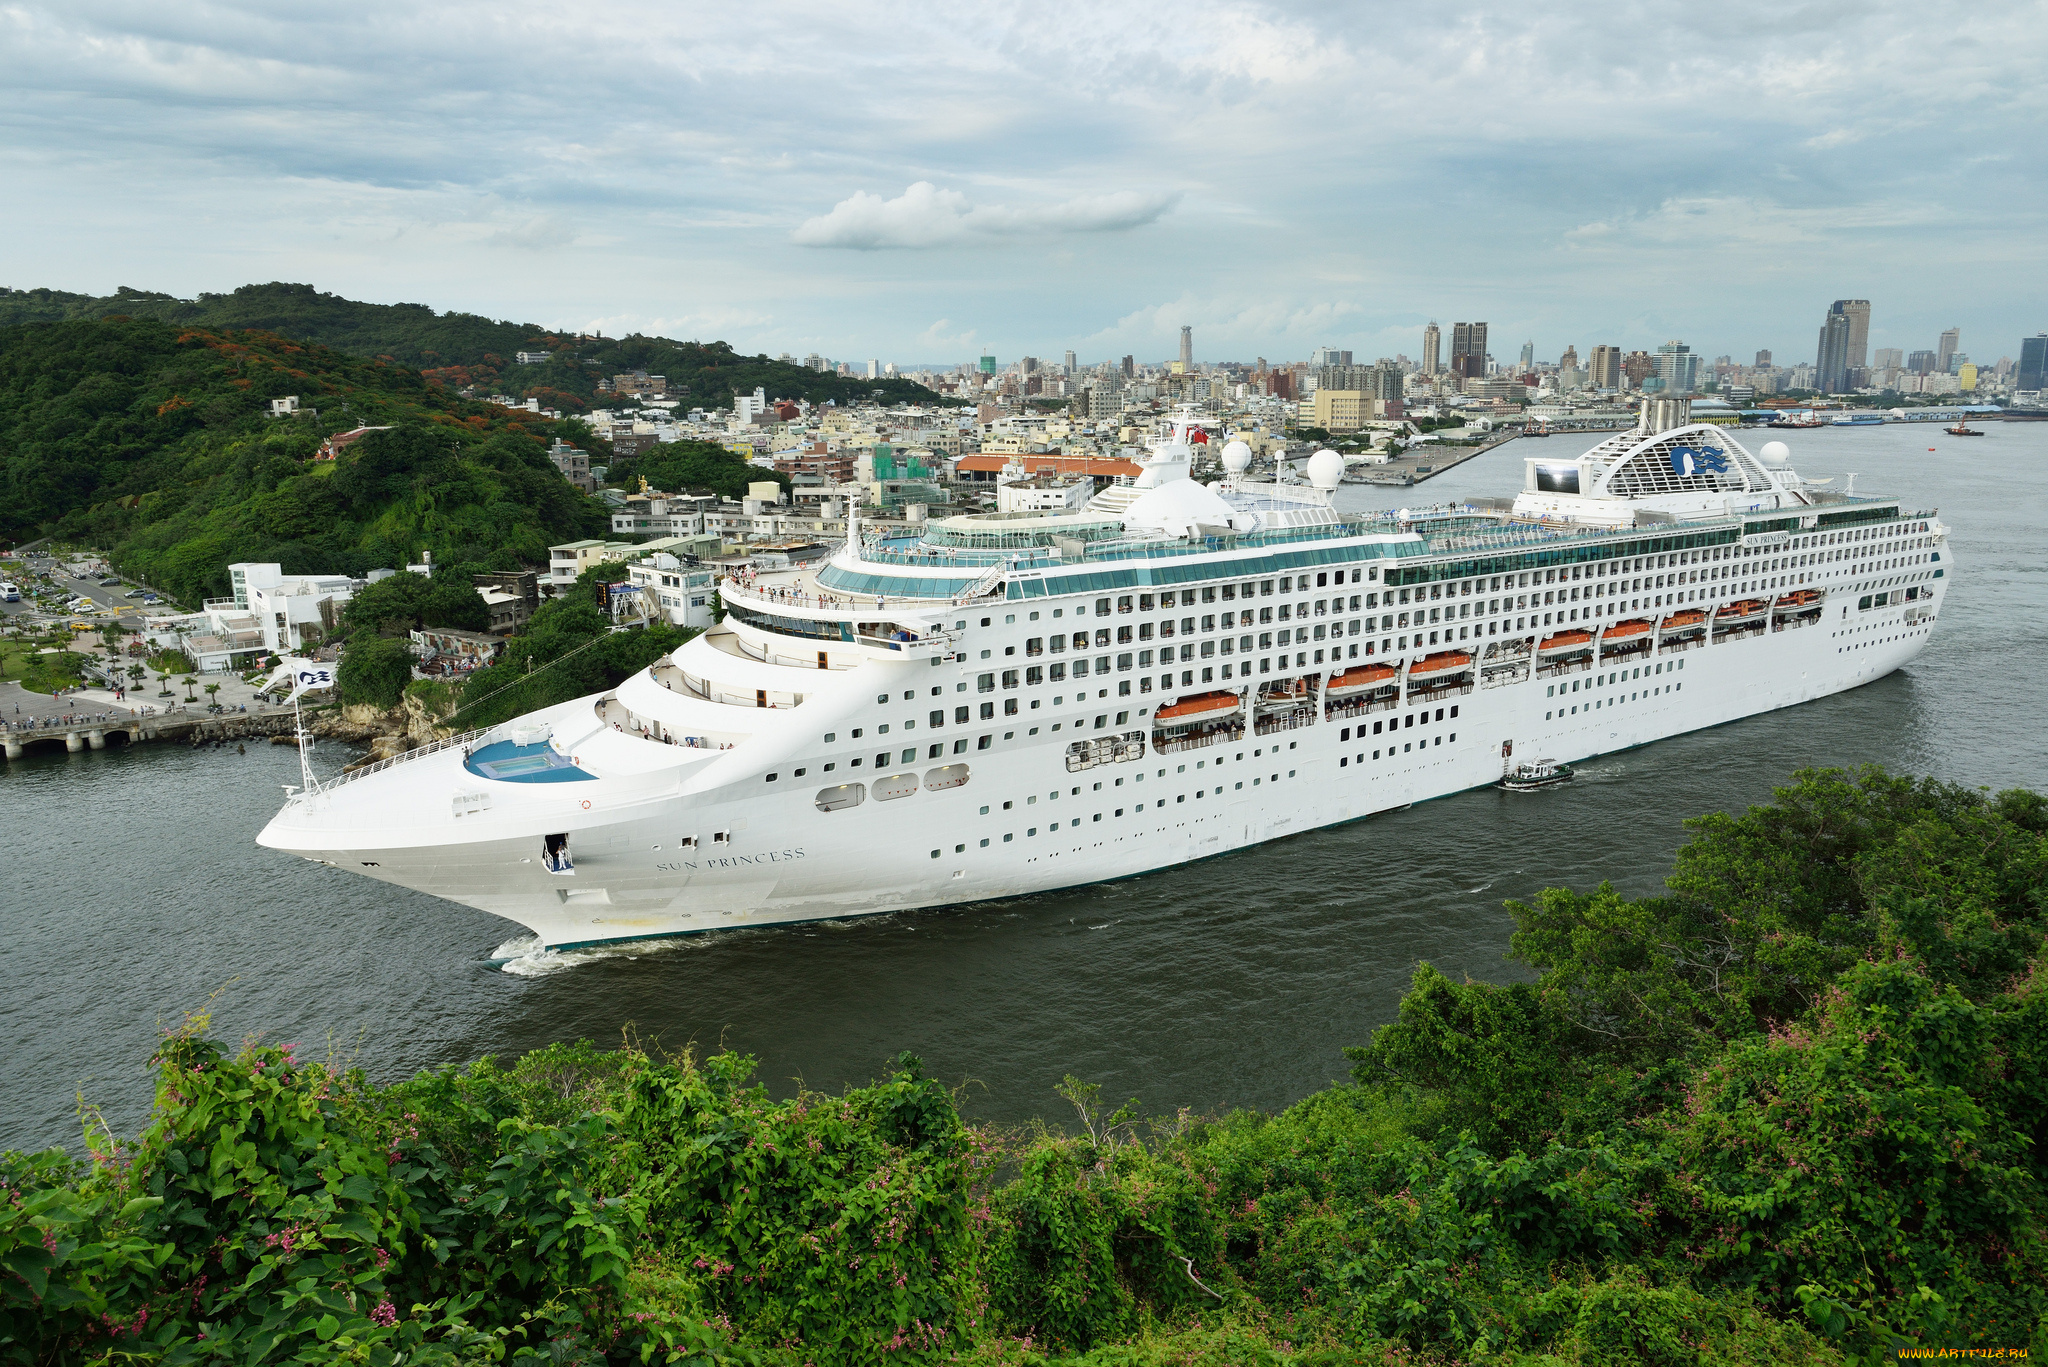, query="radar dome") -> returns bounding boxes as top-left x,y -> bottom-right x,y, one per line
1221,439 -> 1253,474
1307,448 -> 1345,490
1758,440 -> 1791,465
